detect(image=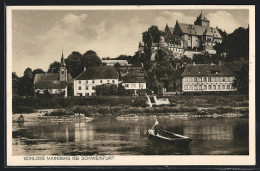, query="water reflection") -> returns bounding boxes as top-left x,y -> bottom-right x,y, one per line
12,117 -> 248,155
